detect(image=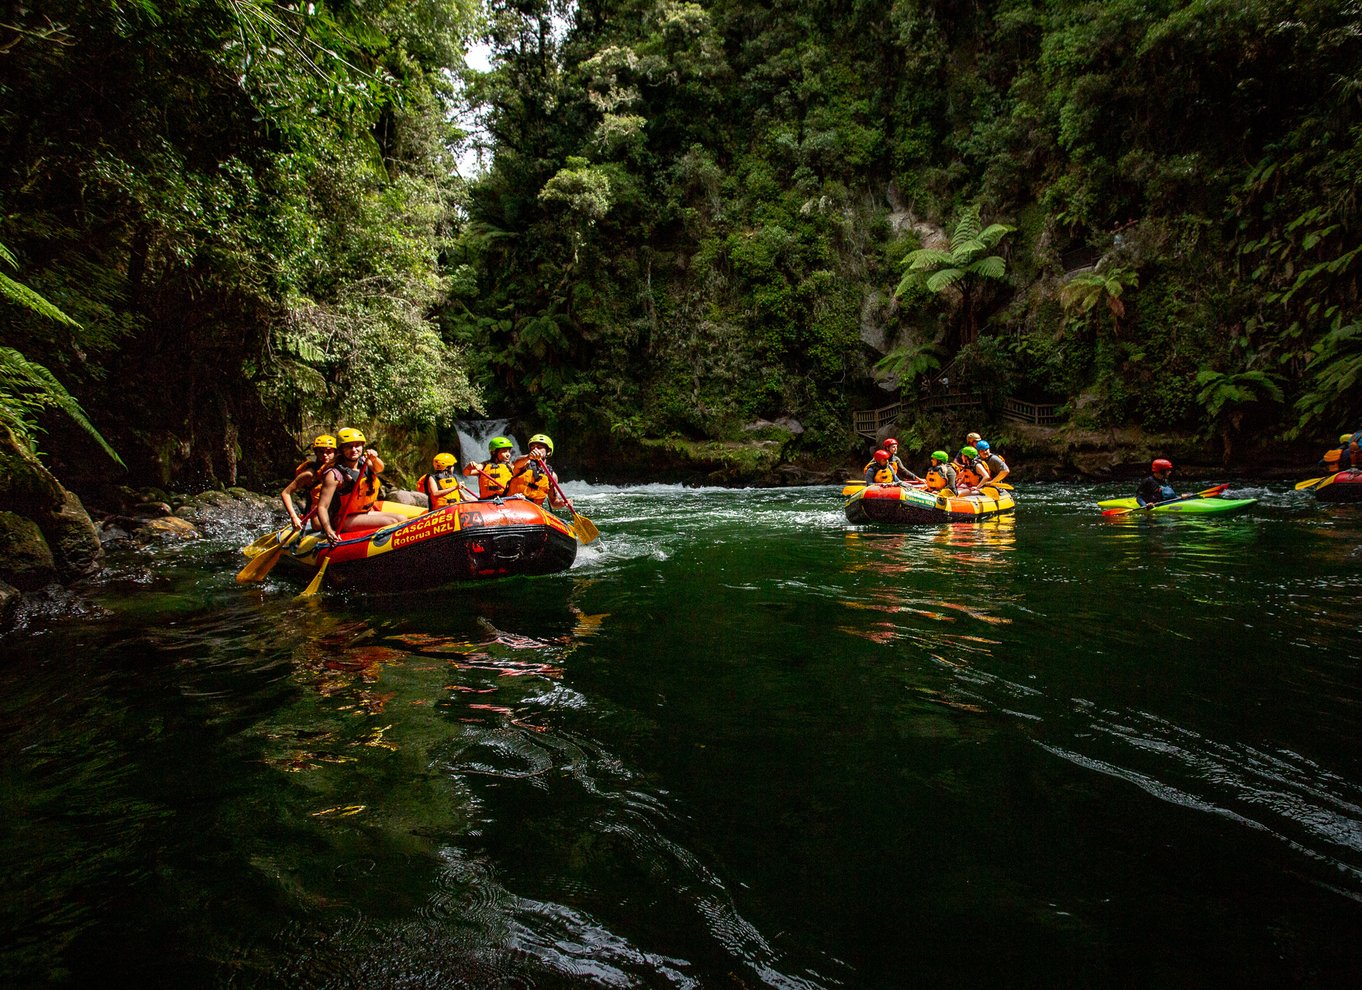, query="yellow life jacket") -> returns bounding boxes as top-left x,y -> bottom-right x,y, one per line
926,466 -> 954,493
870,465 -> 897,484
507,458 -> 552,504
418,468 -> 462,509
466,459 -> 513,498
